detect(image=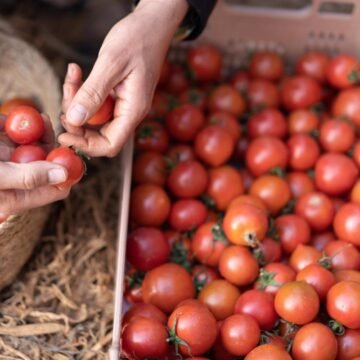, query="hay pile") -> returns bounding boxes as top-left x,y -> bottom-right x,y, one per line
0,158 -> 121,359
